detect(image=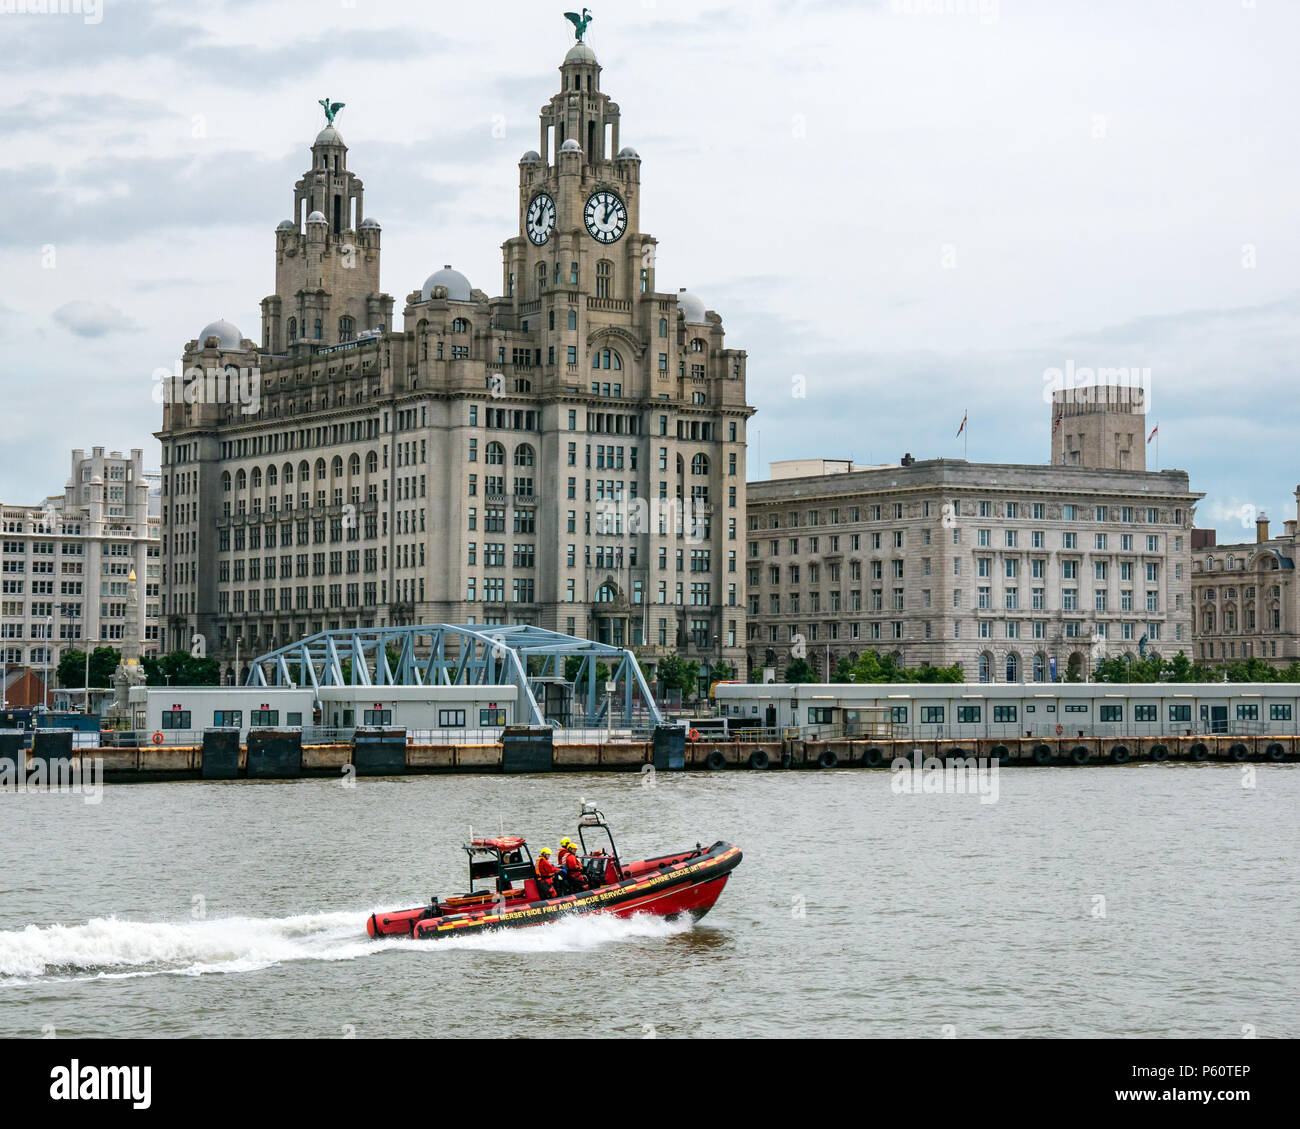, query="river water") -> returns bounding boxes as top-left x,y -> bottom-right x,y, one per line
1,764 -> 1296,1038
